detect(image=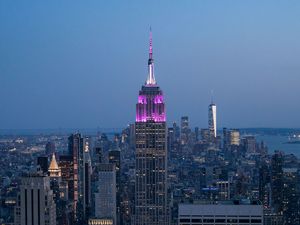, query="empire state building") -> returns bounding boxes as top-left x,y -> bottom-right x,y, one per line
135,31 -> 168,225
